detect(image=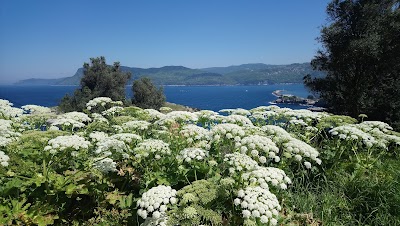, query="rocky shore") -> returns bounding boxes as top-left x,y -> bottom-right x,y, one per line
271,90 -> 323,111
